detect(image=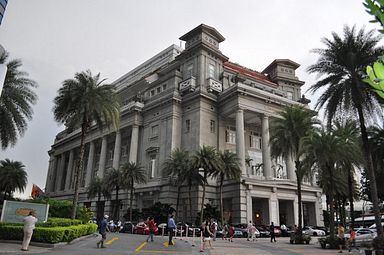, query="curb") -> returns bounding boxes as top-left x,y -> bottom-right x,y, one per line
0,233 -> 98,248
